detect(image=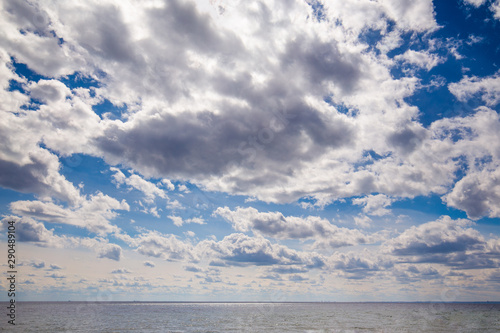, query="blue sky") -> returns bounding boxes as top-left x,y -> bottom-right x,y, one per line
1,0 -> 500,302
